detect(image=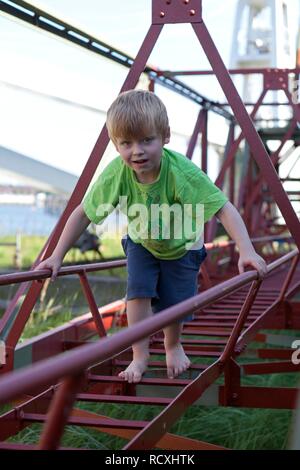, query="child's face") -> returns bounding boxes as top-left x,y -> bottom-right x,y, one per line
114,129 -> 170,183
